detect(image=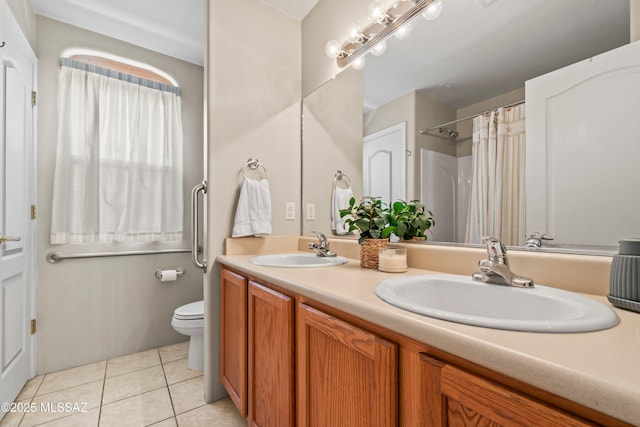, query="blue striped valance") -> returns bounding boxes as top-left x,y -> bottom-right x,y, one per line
60,58 -> 181,96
